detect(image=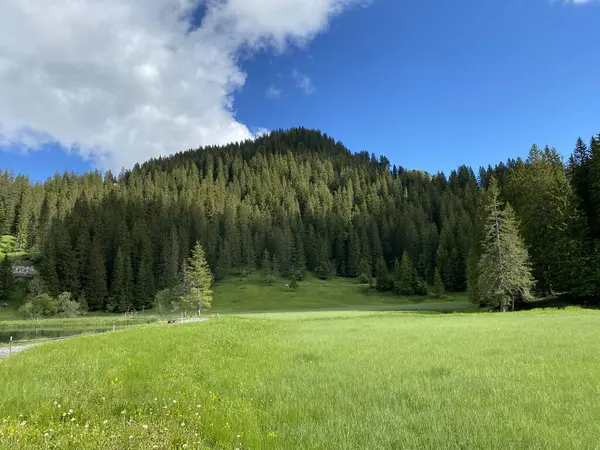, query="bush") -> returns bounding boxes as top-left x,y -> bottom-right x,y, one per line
239,268 -> 250,280
19,293 -> 58,319
57,292 -> 84,317
154,288 -> 177,316
315,263 -> 334,280
19,292 -> 83,319
376,275 -> 393,292
295,266 -> 306,281
394,282 -> 414,296
358,273 -> 371,284
413,280 -> 429,296
264,274 -> 276,286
